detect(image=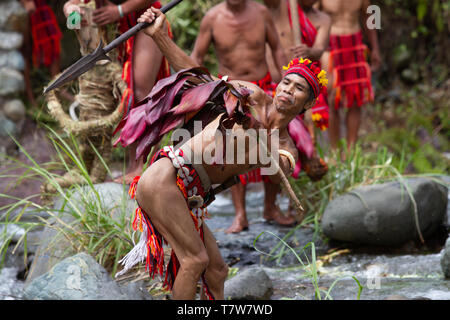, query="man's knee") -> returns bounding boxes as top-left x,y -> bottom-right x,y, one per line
183,251 -> 210,277
212,262 -> 229,282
